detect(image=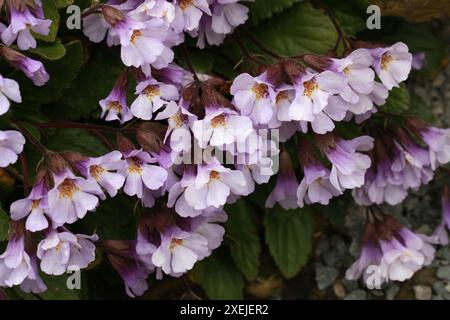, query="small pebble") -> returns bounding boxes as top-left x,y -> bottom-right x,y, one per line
437,266 -> 450,281
413,285 -> 432,300
315,266 -> 339,290
344,289 -> 367,300
333,282 -> 346,299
